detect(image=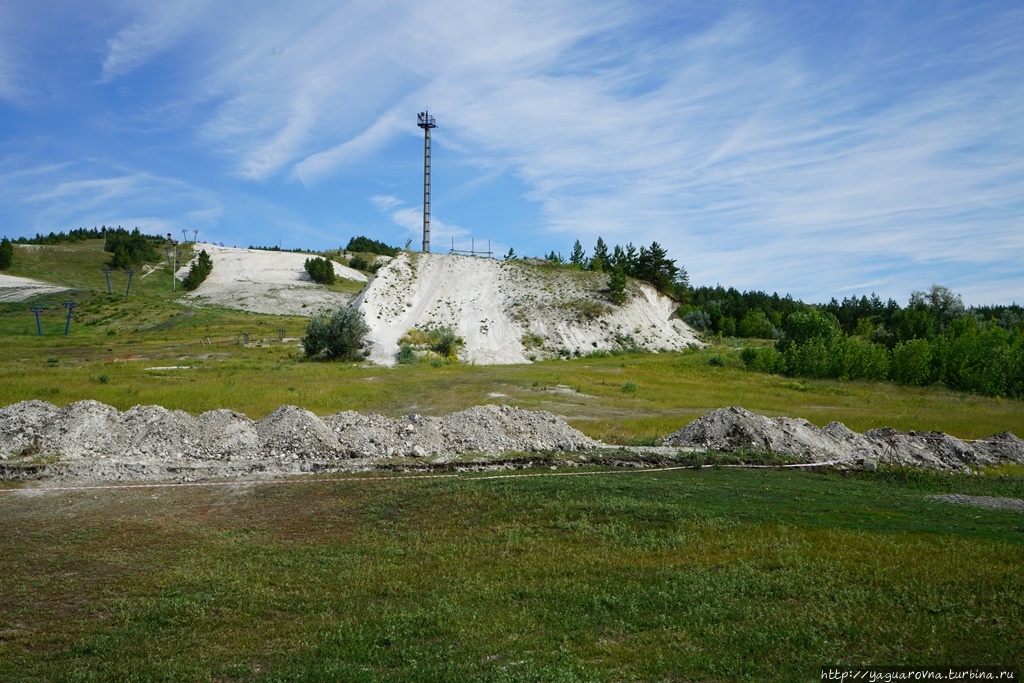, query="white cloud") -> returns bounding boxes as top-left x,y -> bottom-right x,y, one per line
392,207 -> 468,244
